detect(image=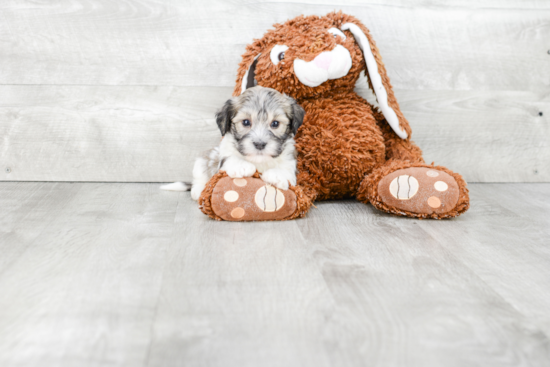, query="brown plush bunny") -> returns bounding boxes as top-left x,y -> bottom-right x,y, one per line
199,11 -> 469,221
